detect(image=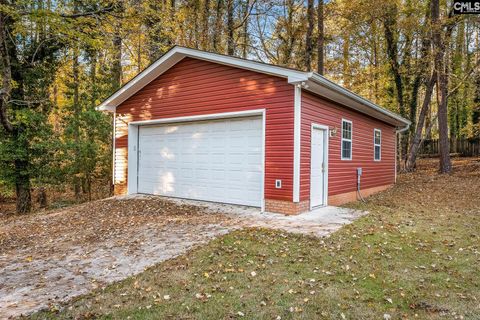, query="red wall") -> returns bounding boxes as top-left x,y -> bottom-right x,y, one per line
115,57 -> 295,201
300,91 -> 396,201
